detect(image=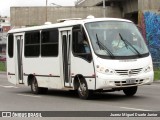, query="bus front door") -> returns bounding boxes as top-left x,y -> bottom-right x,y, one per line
60,29 -> 72,87
15,33 -> 24,84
